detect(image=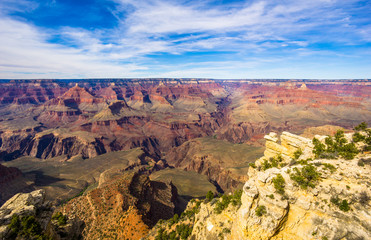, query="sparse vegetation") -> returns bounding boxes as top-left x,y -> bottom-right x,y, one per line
294,148 -> 303,160
262,155 -> 284,171
52,212 -> 68,226
181,200 -> 201,219
168,214 -> 179,227
290,164 -> 320,189
313,130 -> 359,160
255,205 -> 267,217
176,224 -> 193,240
156,215 -> 193,239
205,190 -> 214,202
321,163 -> 336,173
353,122 -> 371,151
222,227 -> 231,234
330,196 -> 350,212
214,189 -> 243,214
272,174 -> 285,195
8,214 -> 51,240
339,200 -> 350,212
